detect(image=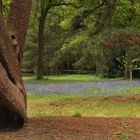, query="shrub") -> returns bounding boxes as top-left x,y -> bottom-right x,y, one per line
73,112 -> 82,117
